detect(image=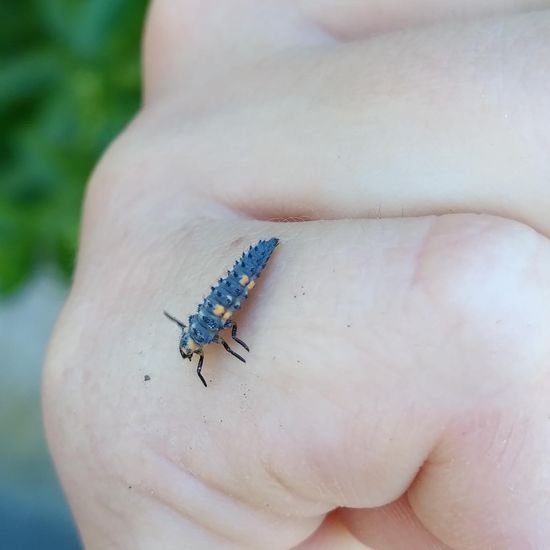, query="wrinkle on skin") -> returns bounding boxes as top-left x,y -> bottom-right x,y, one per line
300,0 -> 550,39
